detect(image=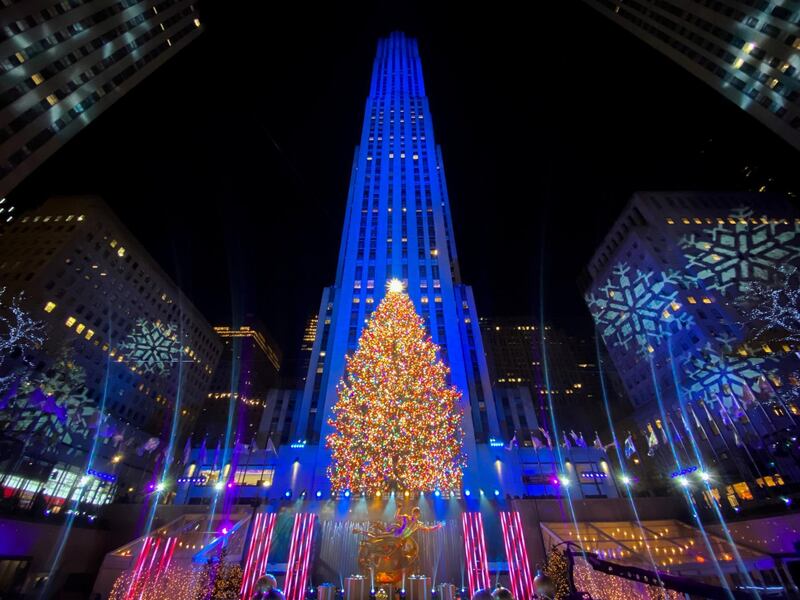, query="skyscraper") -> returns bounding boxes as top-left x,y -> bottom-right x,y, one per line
0,0 -> 203,201
290,32 -> 500,492
195,323 -> 281,444
582,0 -> 800,150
